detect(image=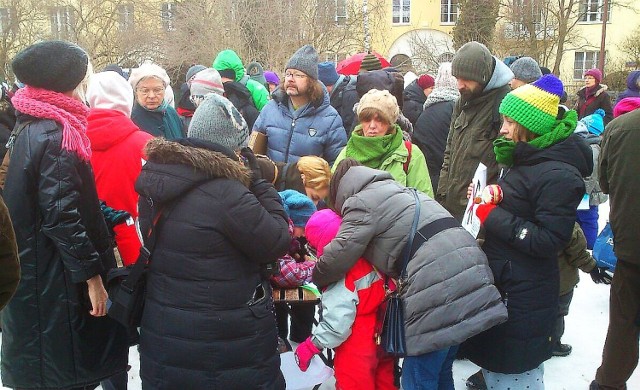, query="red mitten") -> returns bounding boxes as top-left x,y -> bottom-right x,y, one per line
294,337 -> 321,372
475,203 -> 497,225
